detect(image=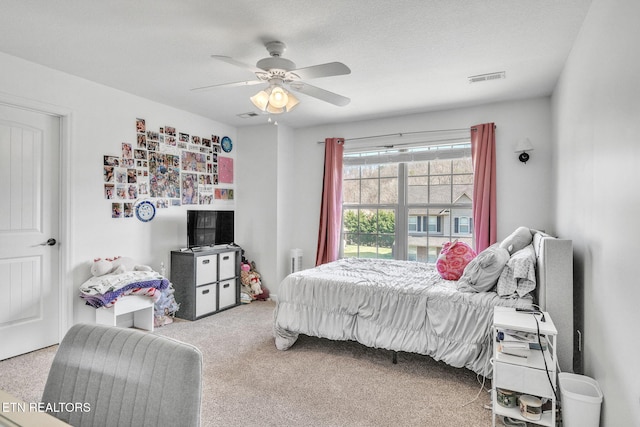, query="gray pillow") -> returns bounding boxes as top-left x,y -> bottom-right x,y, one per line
499,226 -> 533,255
457,244 -> 511,292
